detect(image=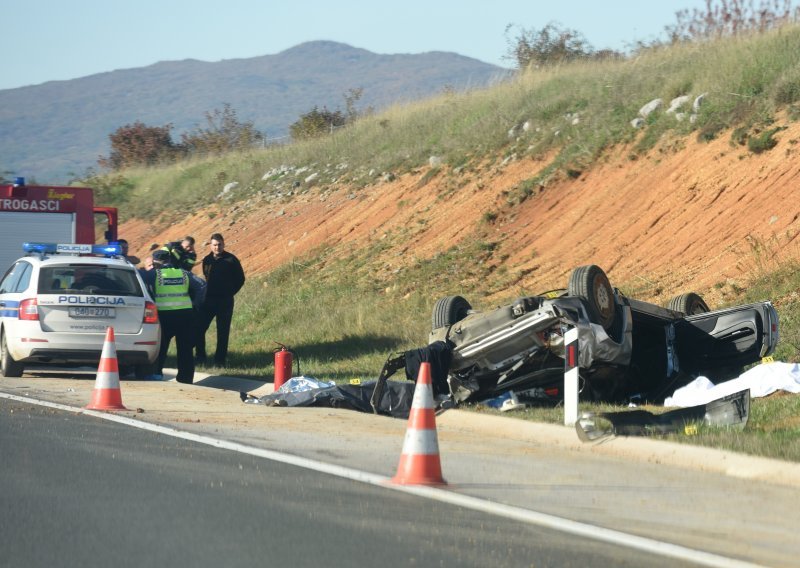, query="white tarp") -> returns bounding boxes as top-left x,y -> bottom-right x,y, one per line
664,362 -> 800,407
